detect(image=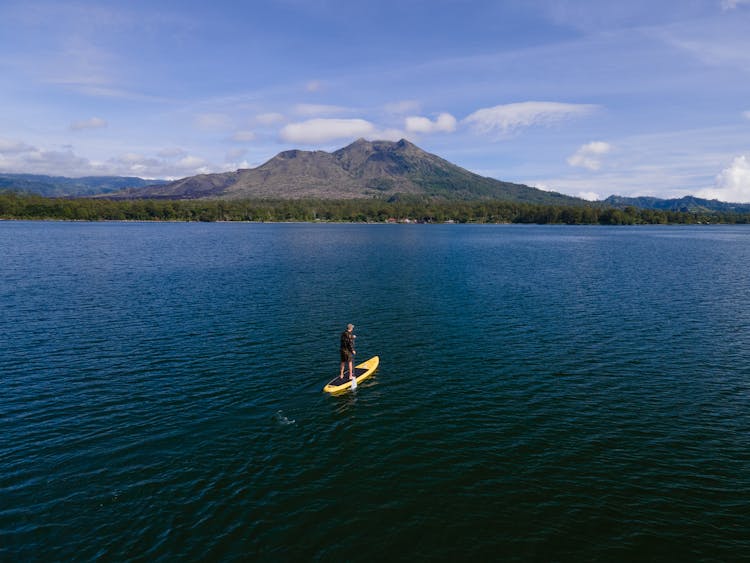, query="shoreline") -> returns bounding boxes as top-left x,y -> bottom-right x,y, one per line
2,193 -> 748,225
0,217 -> 741,226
